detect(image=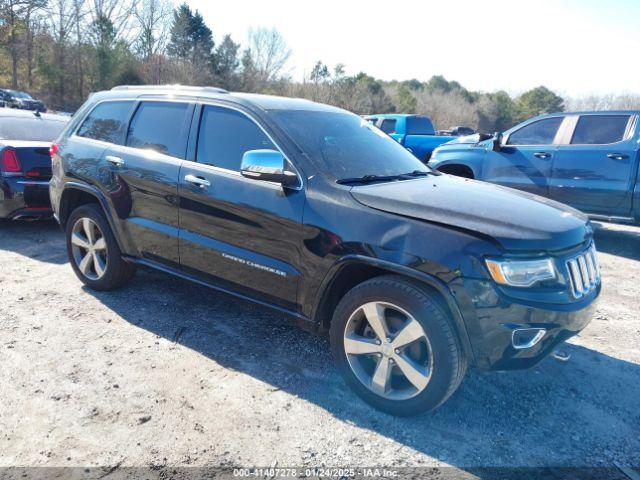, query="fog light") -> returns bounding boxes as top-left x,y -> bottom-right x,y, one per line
511,328 -> 546,350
